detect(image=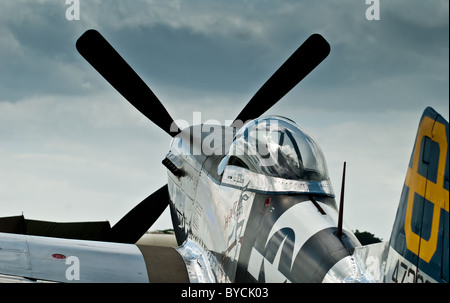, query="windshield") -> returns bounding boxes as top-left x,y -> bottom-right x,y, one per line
227,116 -> 329,182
